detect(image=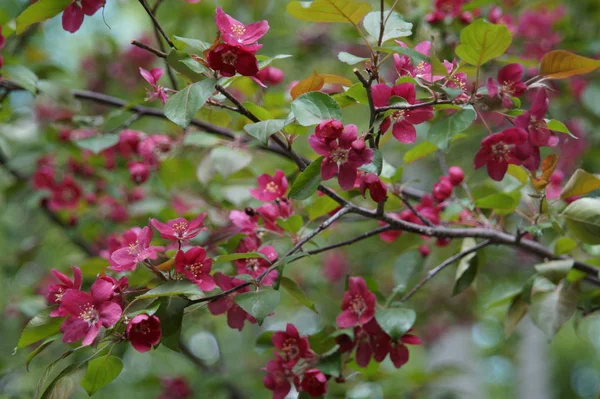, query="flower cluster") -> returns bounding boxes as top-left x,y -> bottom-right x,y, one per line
205,8 -> 269,77
335,277 -> 422,368
140,67 -> 170,104
263,324 -> 328,399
